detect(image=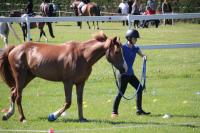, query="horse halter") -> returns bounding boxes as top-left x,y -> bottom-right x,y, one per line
106,39 -> 127,74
